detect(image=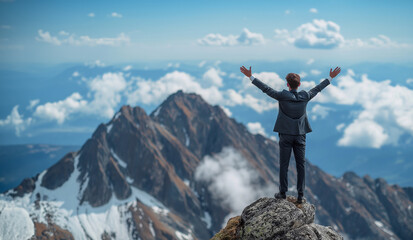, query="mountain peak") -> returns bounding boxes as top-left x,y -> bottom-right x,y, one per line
212,196 -> 343,240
